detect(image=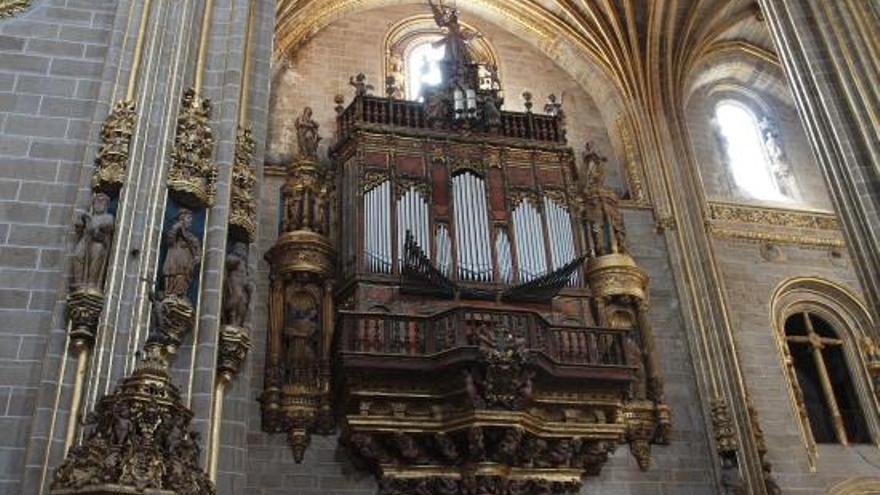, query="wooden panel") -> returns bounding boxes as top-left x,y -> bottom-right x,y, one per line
488,168 -> 507,221
396,153 -> 424,177
364,151 -> 387,168
432,159 -> 449,218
